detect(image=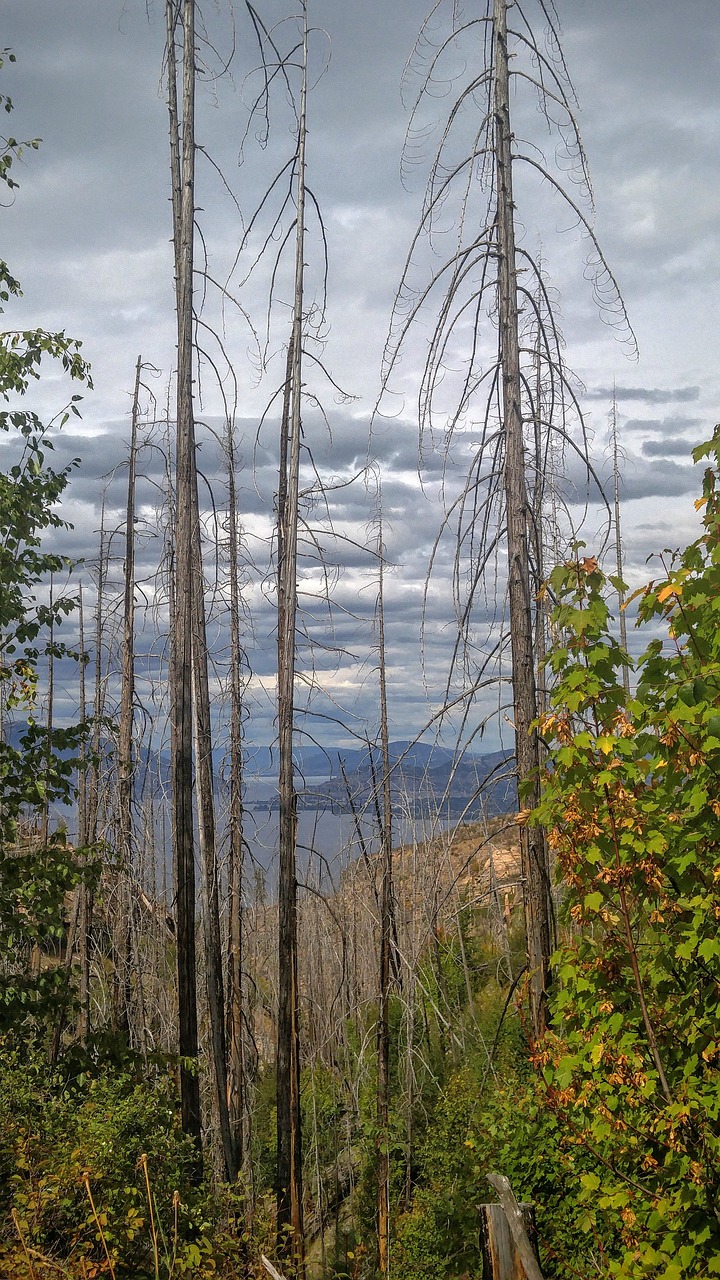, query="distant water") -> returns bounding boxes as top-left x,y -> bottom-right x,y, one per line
242,775 -> 457,892
47,773 -> 464,900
